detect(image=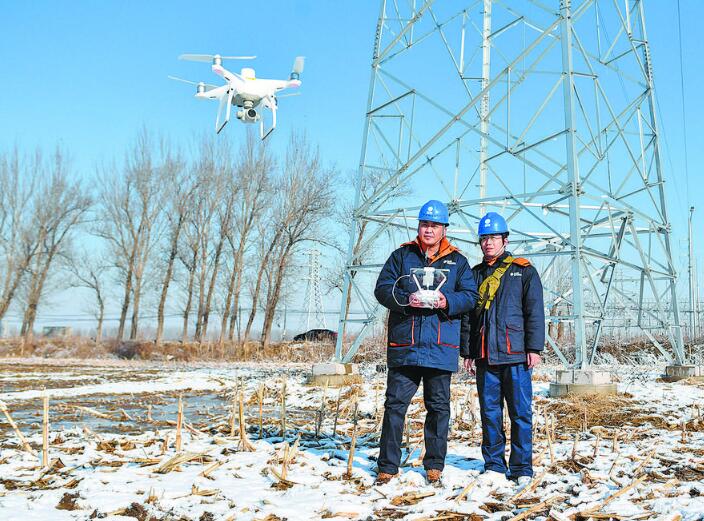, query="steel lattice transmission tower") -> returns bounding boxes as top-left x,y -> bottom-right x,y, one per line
335,0 -> 685,368
303,249 -> 327,331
